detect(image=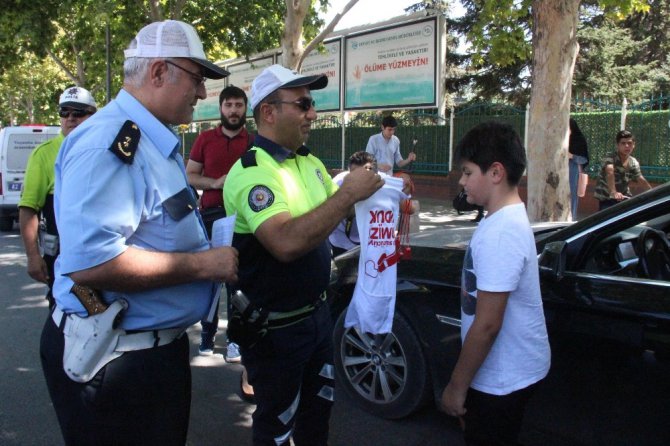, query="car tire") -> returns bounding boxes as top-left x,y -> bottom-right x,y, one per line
333,307 -> 431,419
0,216 -> 13,232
